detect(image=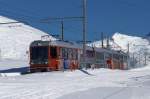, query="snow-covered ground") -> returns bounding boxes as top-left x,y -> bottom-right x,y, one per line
0,66 -> 150,99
